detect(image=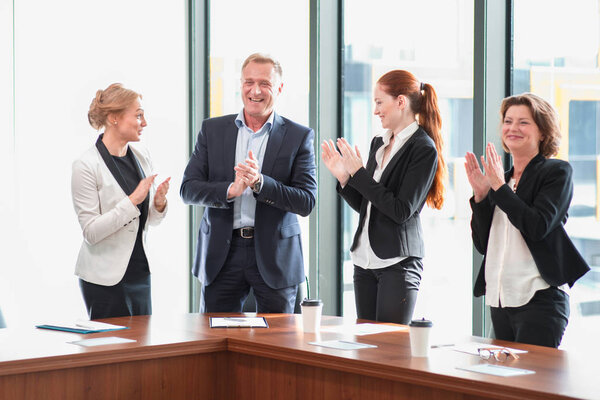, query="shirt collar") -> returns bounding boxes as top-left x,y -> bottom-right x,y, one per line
235,109 -> 275,134
381,120 -> 419,146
